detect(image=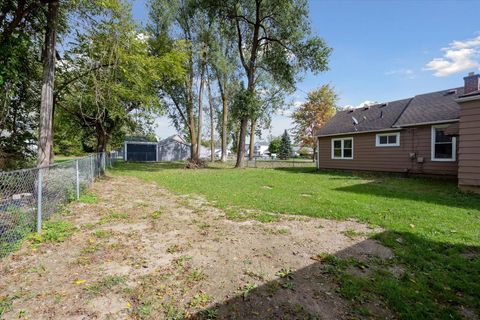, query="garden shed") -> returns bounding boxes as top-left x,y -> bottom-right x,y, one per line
123,141 -> 158,161
124,134 -> 210,162
157,135 -> 191,161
